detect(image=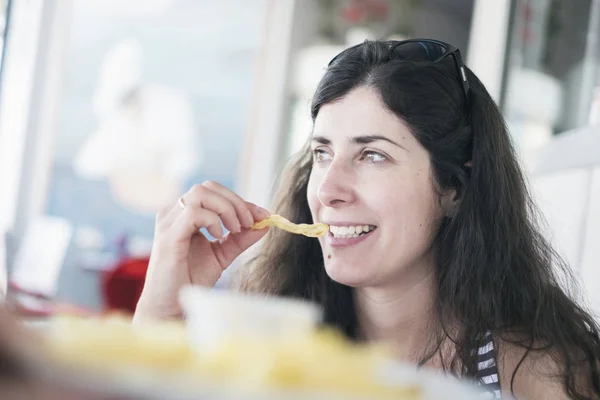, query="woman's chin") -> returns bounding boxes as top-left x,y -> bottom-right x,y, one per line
324,262 -> 372,288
